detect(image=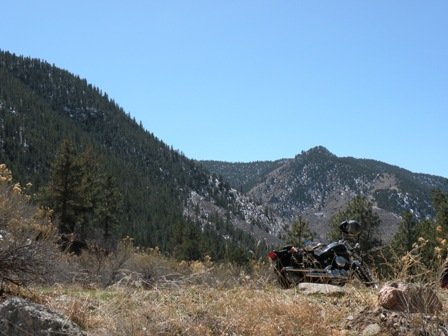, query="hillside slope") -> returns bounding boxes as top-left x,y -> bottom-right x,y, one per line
0,50 -> 281,260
